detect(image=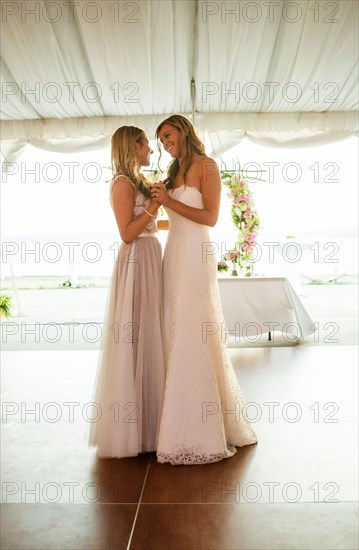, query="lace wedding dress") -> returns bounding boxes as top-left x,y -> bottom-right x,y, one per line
156,185 -> 257,465
88,179 -> 166,458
